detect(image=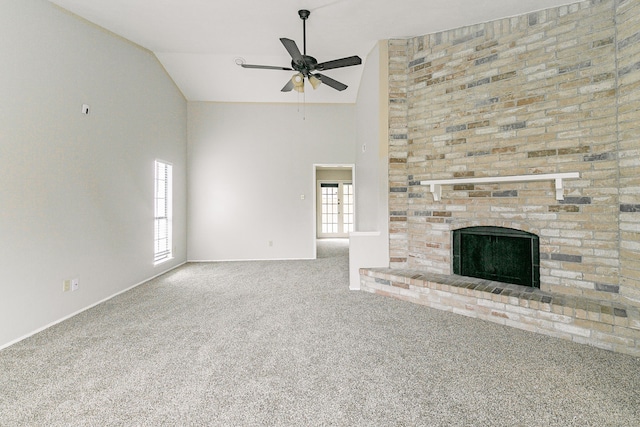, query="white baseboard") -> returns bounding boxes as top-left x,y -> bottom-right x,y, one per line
0,262 -> 187,351
188,258 -> 314,262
